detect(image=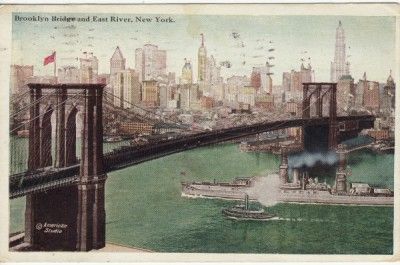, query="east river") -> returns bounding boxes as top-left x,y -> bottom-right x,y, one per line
9,139 -> 394,254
